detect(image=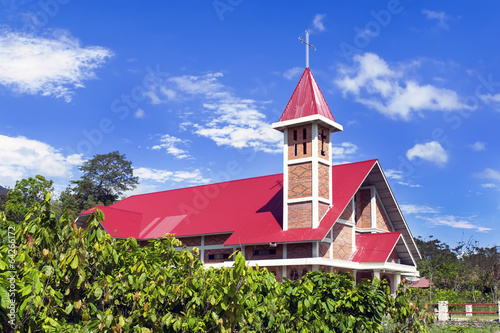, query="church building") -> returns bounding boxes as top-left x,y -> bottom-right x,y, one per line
78,63 -> 421,291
